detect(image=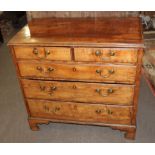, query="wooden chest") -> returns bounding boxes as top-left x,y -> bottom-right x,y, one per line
8,17 -> 144,139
